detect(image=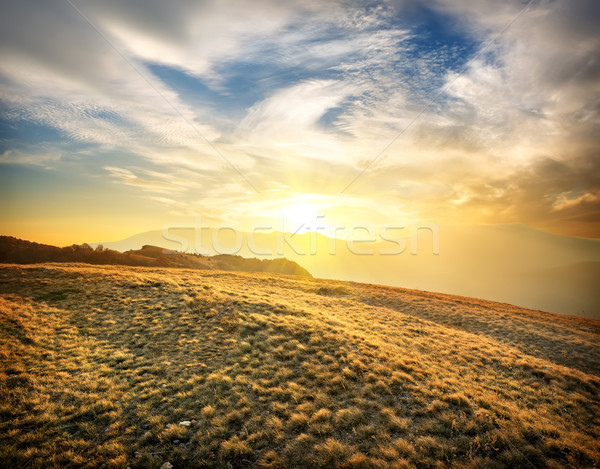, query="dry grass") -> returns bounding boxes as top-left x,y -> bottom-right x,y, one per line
0,263 -> 599,468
